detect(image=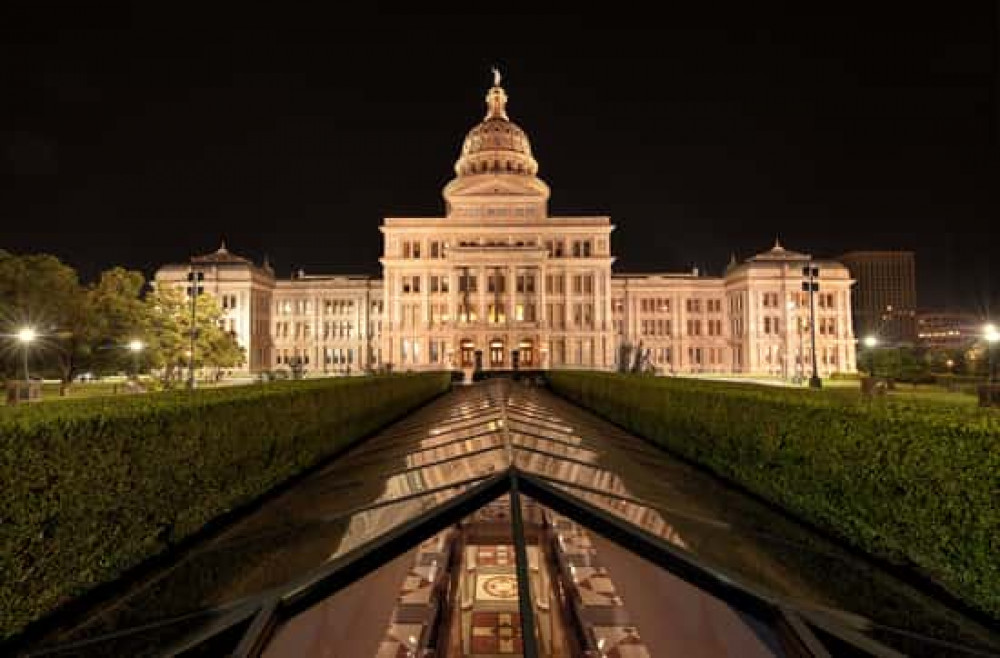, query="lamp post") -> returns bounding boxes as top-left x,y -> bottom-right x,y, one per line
128,339 -> 144,379
863,335 -> 878,377
985,323 -> 999,384
186,268 -> 204,389
802,264 -> 822,388
17,326 -> 36,381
